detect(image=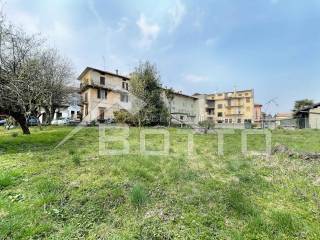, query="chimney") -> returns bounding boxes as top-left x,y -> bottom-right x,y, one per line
115,69 -> 119,75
